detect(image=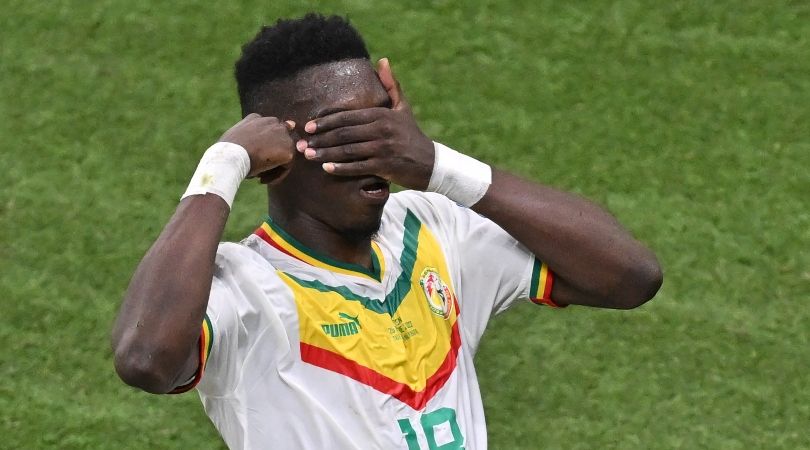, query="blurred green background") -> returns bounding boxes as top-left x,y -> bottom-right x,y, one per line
1,0 -> 808,448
